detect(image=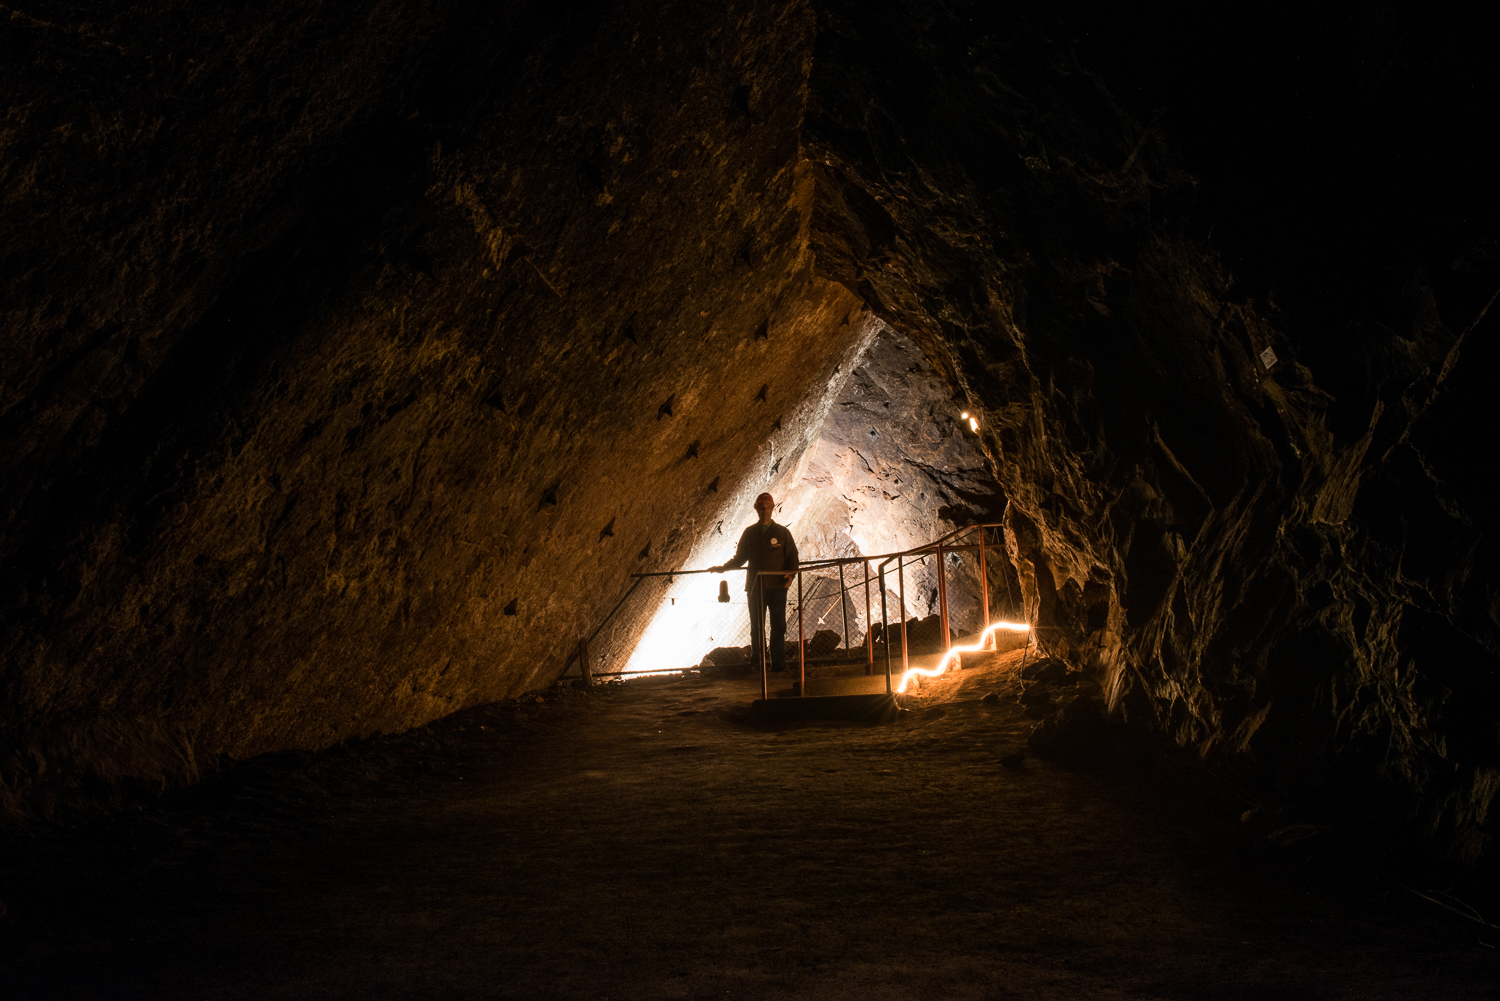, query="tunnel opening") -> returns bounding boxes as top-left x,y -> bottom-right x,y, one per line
589,323 -> 1028,682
